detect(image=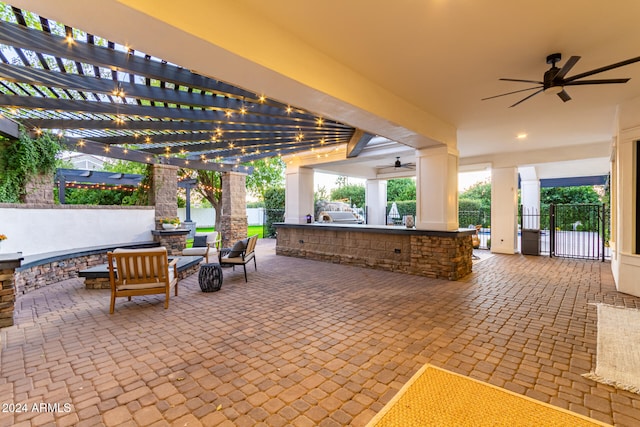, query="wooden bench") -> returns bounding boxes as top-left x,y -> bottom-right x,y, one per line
79,255 -> 203,289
